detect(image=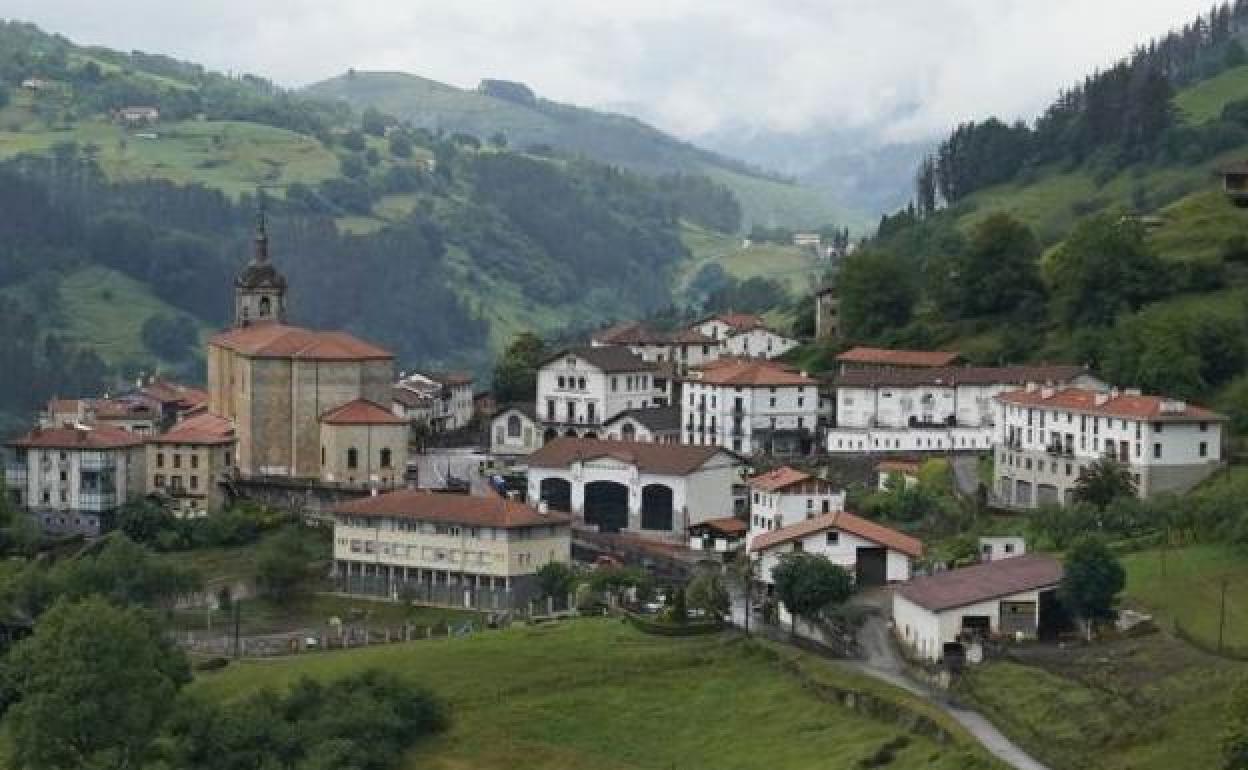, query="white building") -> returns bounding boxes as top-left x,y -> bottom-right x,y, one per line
683,358 -> 818,455
692,312 -> 798,360
602,405 -> 681,444
394,372 -> 474,432
526,437 -> 744,542
994,385 -> 1226,508
745,466 -> 845,545
749,509 -> 921,591
591,322 -> 721,374
893,553 -> 1063,662
4,424 -> 147,536
875,459 -> 921,490
536,347 -> 664,441
391,386 -> 433,425
827,365 -> 1098,454
979,536 -> 1026,562
490,404 -> 542,458
332,488 -> 572,609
